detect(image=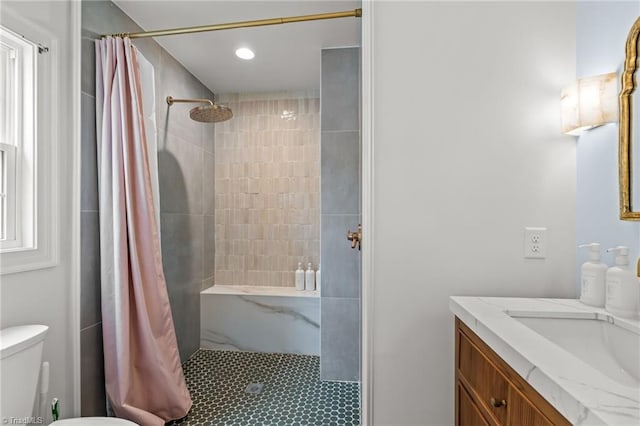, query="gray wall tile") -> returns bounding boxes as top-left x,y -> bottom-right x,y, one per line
320,215 -> 361,299
82,1 -> 161,97
167,281 -> 201,361
320,47 -> 361,382
80,323 -> 106,416
321,48 -> 360,132
156,50 -> 210,144
82,1 -> 139,38
81,30 -> 97,97
81,212 -> 101,329
160,213 -> 204,287
81,93 -> 98,211
321,131 -> 361,215
320,297 -> 360,382
158,132 -> 204,214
